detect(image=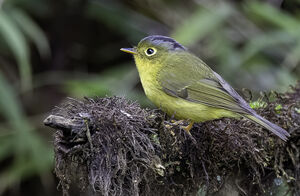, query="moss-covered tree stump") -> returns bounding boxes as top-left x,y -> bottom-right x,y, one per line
44,84 -> 300,196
